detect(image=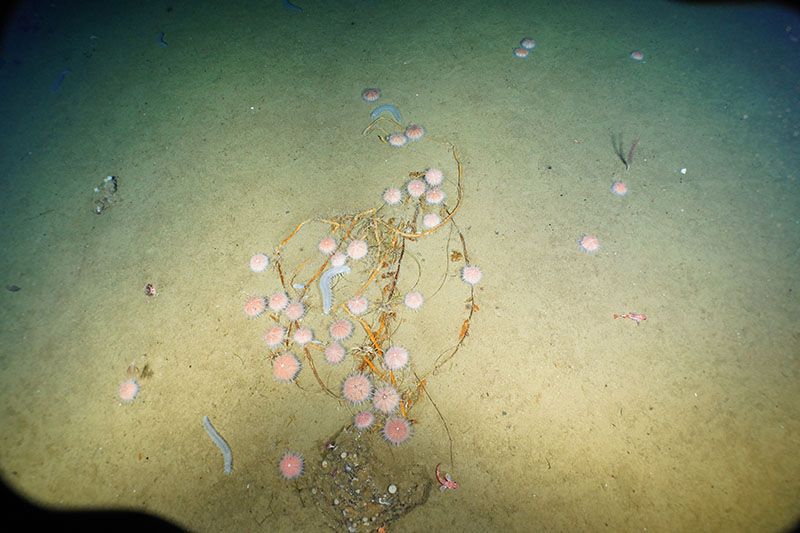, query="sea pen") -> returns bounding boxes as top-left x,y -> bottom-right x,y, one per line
625,136 -> 639,171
